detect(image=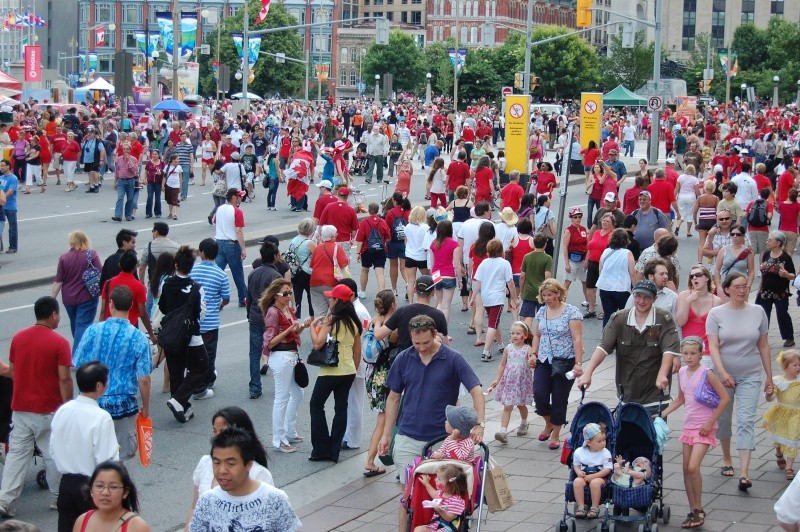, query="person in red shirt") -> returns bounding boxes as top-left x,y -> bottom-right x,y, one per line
704,121 -> 718,150
777,165 -> 799,203
384,192 -> 412,295
218,136 -> 238,163
535,162 -> 558,197
500,171 -> 524,212
461,124 -> 476,157
446,151 -> 471,201
648,170 -> 678,220
601,134 -> 620,161
473,156 -> 495,204
355,202 -> 392,297
318,187 -> 359,253
0,296 -> 73,516
622,176 -> 644,215
168,122 -> 182,145
98,250 -> 157,344
475,120 -> 492,145
663,159 -> 680,186
312,180 -> 338,221
753,162 -> 774,201
62,131 -> 82,192
50,126 -> 67,185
